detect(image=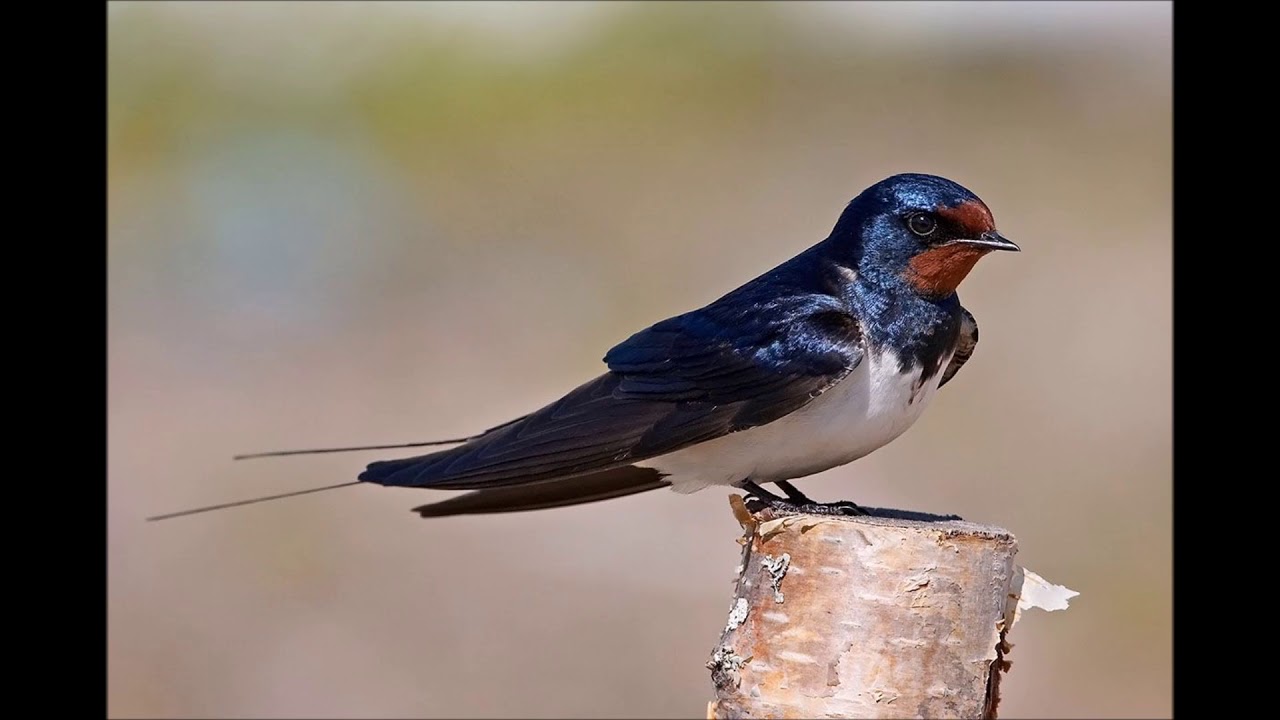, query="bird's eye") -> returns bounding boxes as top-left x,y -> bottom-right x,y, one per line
907,213 -> 937,237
